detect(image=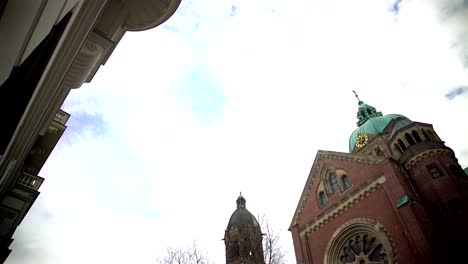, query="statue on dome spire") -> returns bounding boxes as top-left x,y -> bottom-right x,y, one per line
353,92 -> 383,126
353,90 -> 363,105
